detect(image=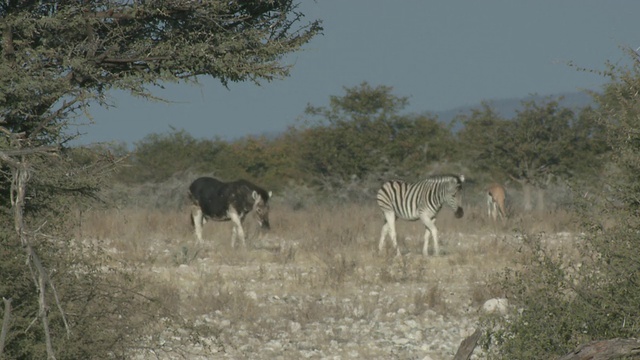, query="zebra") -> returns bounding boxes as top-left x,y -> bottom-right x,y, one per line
376,174 -> 465,256
189,177 -> 271,247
